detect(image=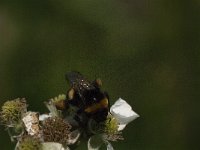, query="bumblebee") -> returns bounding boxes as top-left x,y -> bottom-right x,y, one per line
65,72 -> 109,122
